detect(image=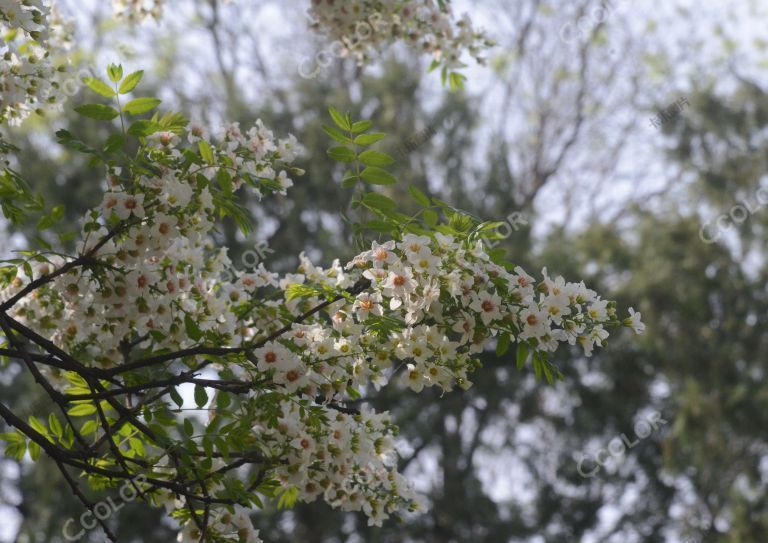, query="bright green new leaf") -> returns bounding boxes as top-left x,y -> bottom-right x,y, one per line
80,420 -> 98,436
28,416 -> 48,437
328,107 -> 351,131
118,70 -> 144,94
322,125 -> 354,145
0,432 -> 24,444
129,437 -> 146,457
107,63 -> 123,83
123,97 -> 162,116
4,441 -> 26,461
199,140 -> 215,164
82,77 -> 116,98
68,403 -> 97,417
351,120 -> 373,133
277,486 -> 299,509
28,441 -> 41,461
48,414 -> 63,439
